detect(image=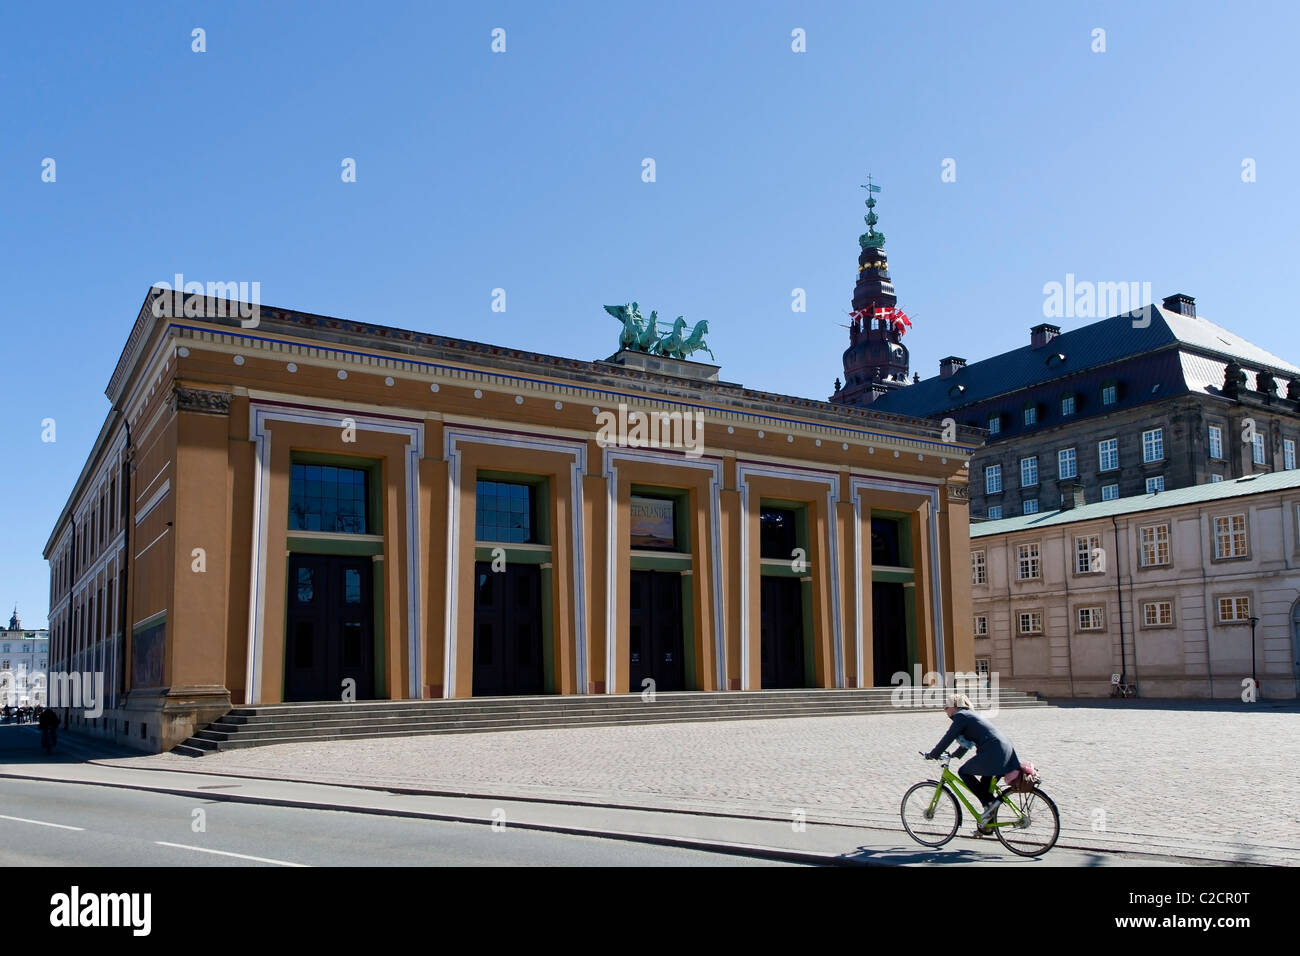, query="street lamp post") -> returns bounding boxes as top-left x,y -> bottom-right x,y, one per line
1248,615 -> 1260,694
